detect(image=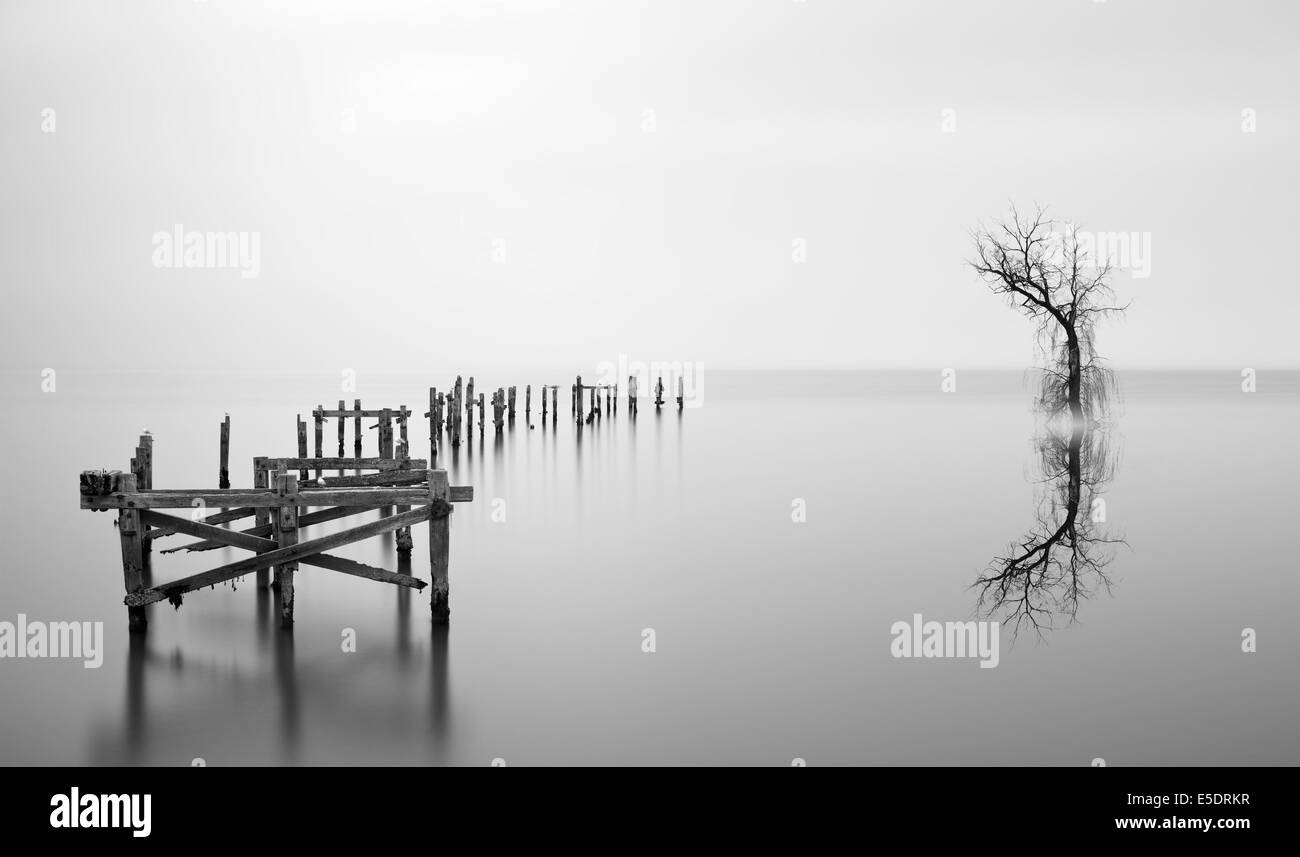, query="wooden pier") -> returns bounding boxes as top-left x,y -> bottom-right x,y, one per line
82,435 -> 472,631
80,368 -> 681,635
